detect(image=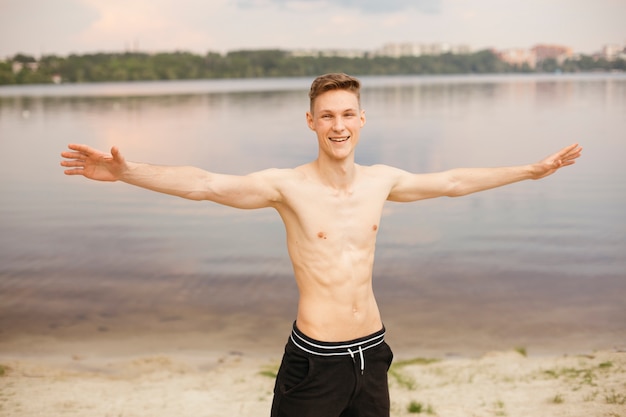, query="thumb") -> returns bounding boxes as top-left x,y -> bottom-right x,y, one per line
111,146 -> 121,160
